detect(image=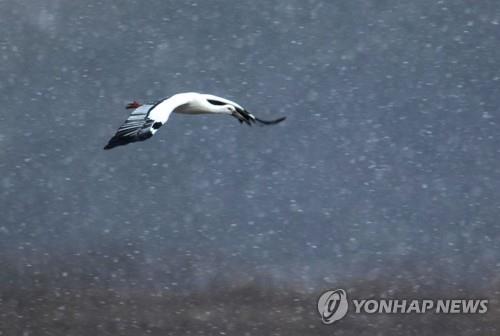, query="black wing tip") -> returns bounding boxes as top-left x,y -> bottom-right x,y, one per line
235,108 -> 286,126
255,116 -> 286,125
103,139 -> 121,150
103,135 -> 133,150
